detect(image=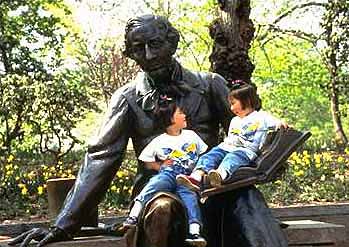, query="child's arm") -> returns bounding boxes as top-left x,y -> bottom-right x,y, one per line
144,161 -> 161,171
253,112 -> 290,151
144,159 -> 174,171
264,111 -> 289,129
